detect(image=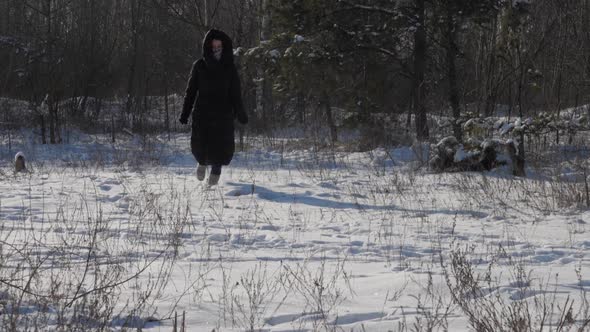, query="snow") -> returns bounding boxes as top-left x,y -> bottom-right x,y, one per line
14,151 -> 25,162
499,122 -> 515,135
454,145 -> 476,163
293,34 -> 305,43
437,136 -> 459,148
0,132 -> 589,330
